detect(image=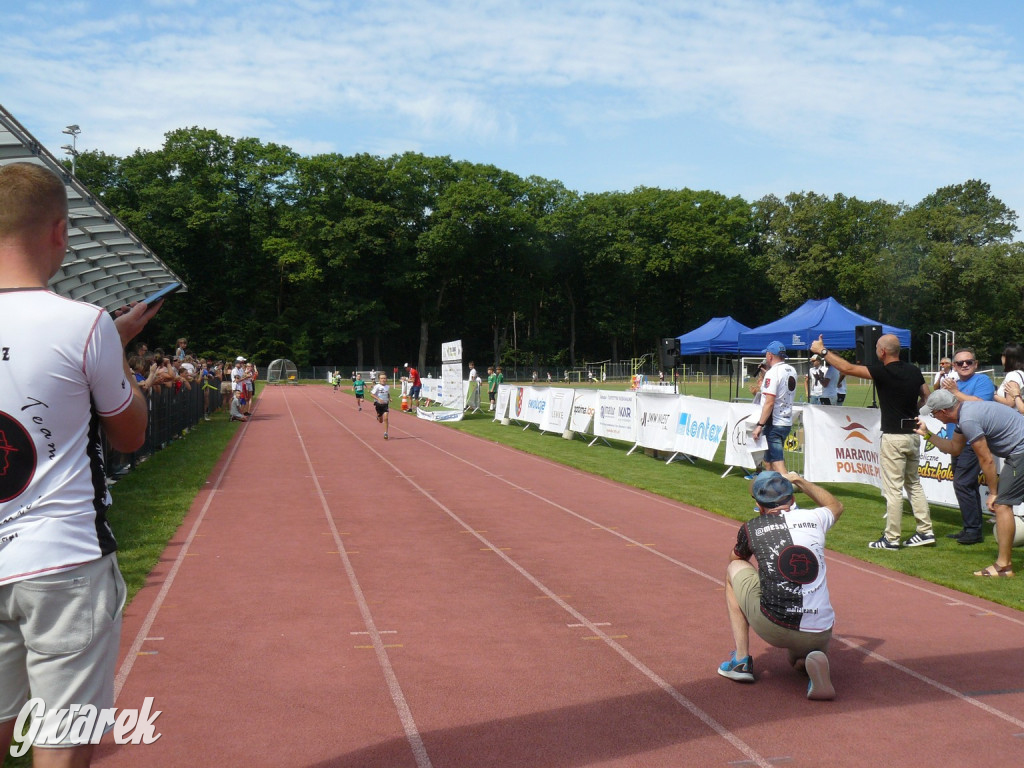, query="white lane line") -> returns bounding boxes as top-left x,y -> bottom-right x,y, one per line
284,391 -> 433,768
429,424 -> 1024,629
836,636 -> 1024,730
320,394 -> 1024,736
114,404 -> 255,701
305,394 -> 772,768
